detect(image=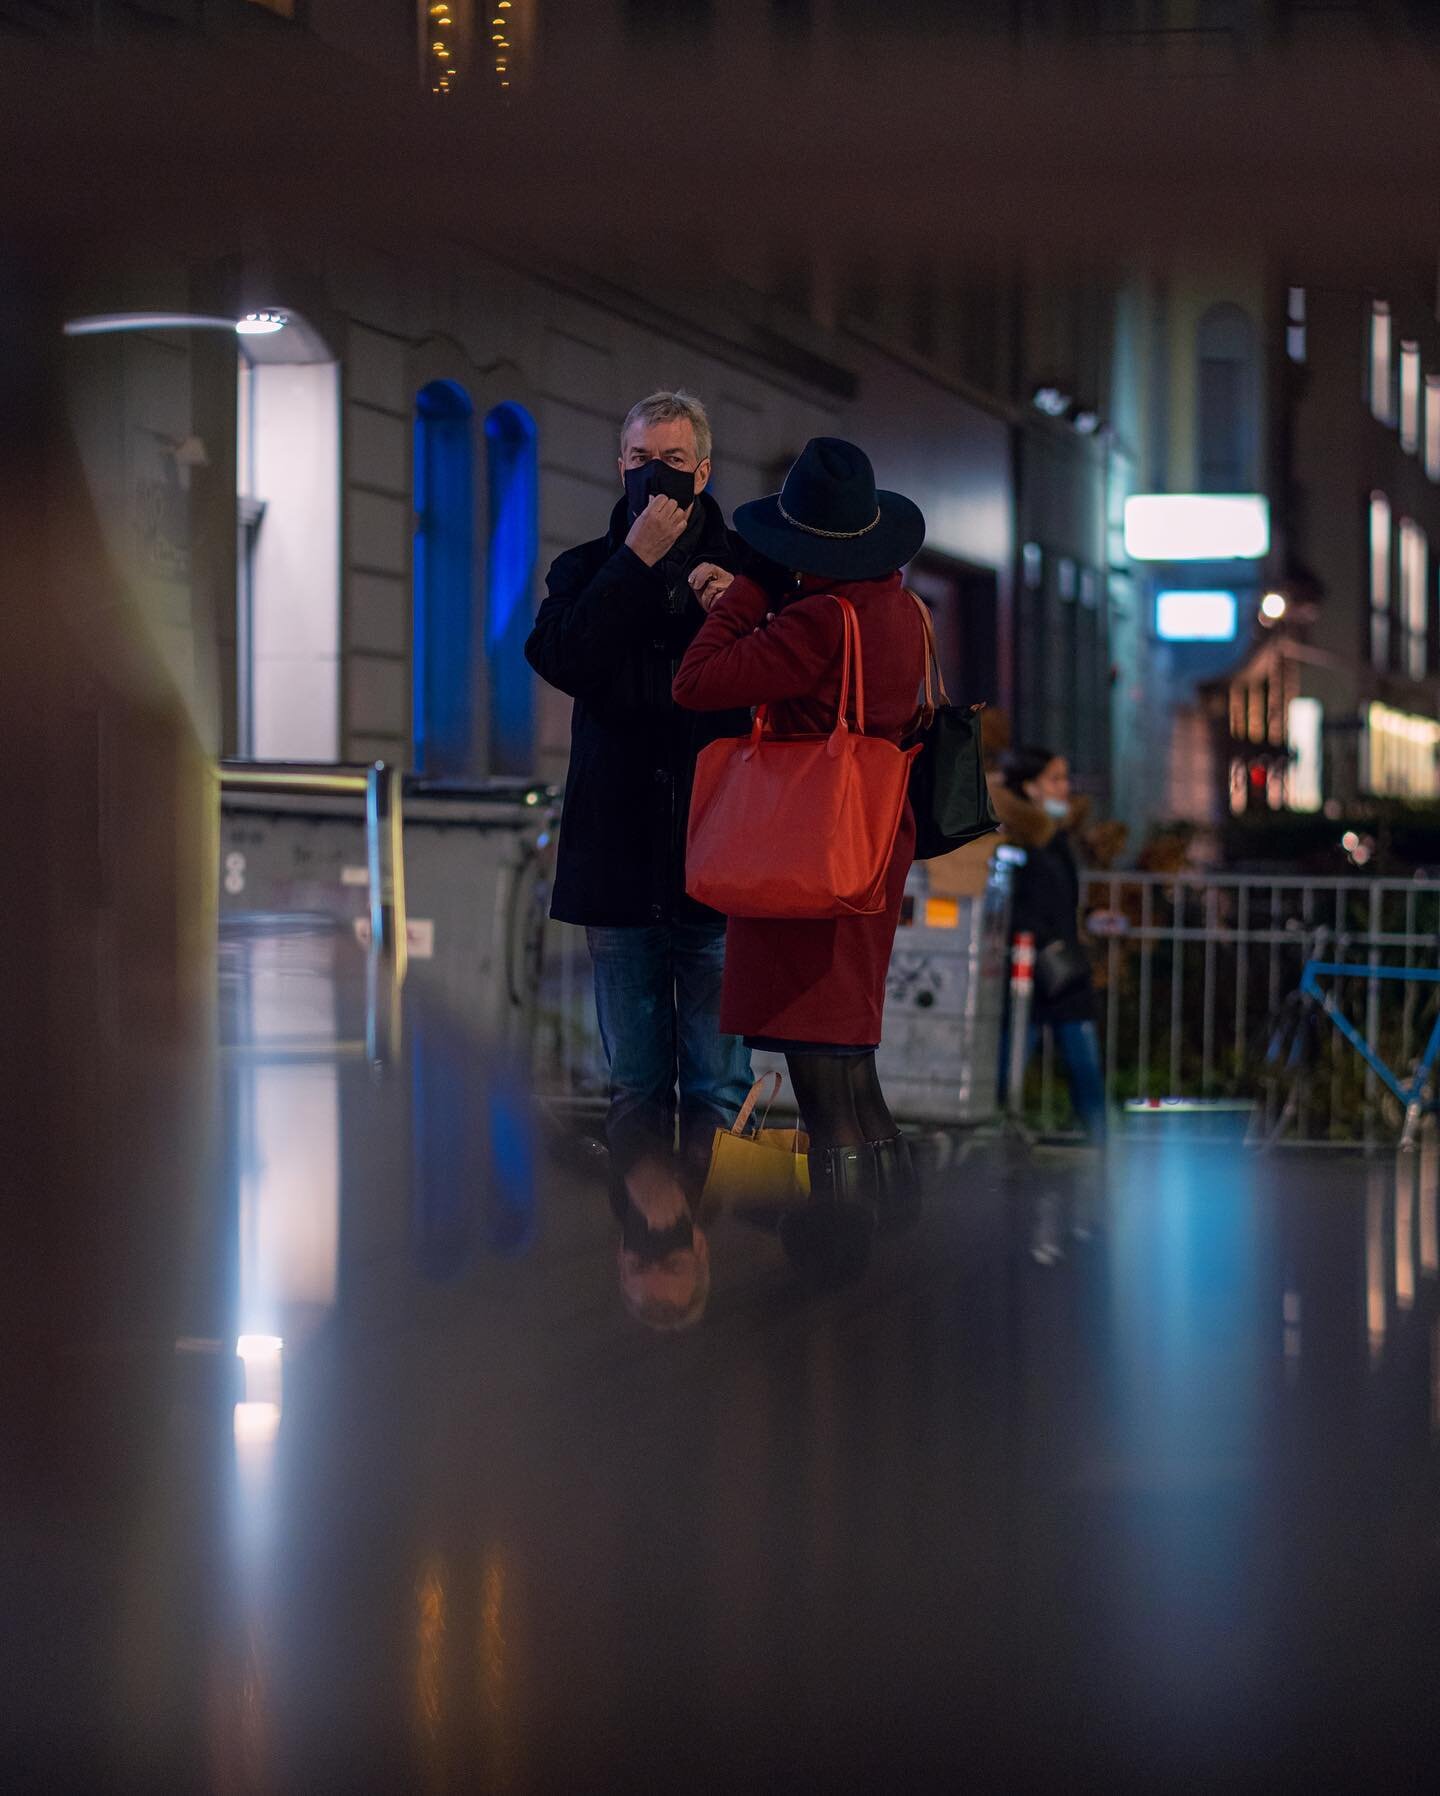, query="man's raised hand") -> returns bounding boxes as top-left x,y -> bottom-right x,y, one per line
625,494 -> 690,566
